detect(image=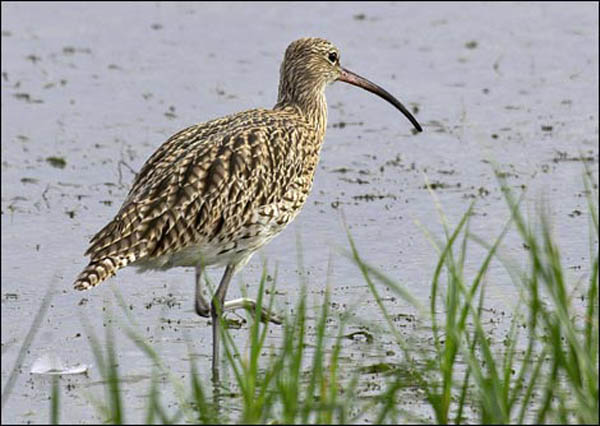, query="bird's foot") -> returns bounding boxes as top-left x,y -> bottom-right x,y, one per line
222,297 -> 283,325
